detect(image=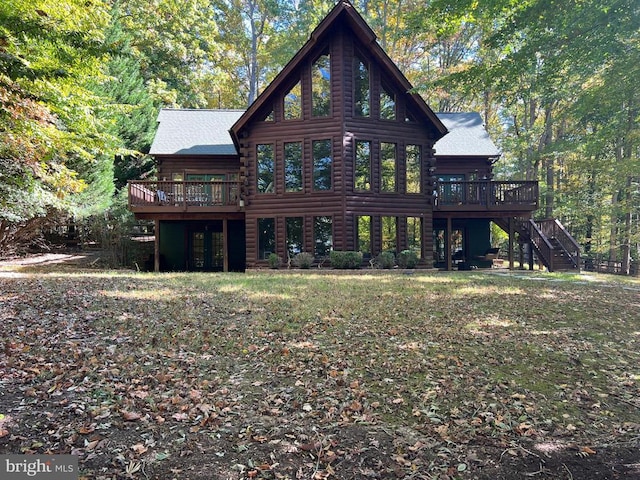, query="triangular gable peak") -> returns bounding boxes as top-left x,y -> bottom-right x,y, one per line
231,0 -> 447,142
